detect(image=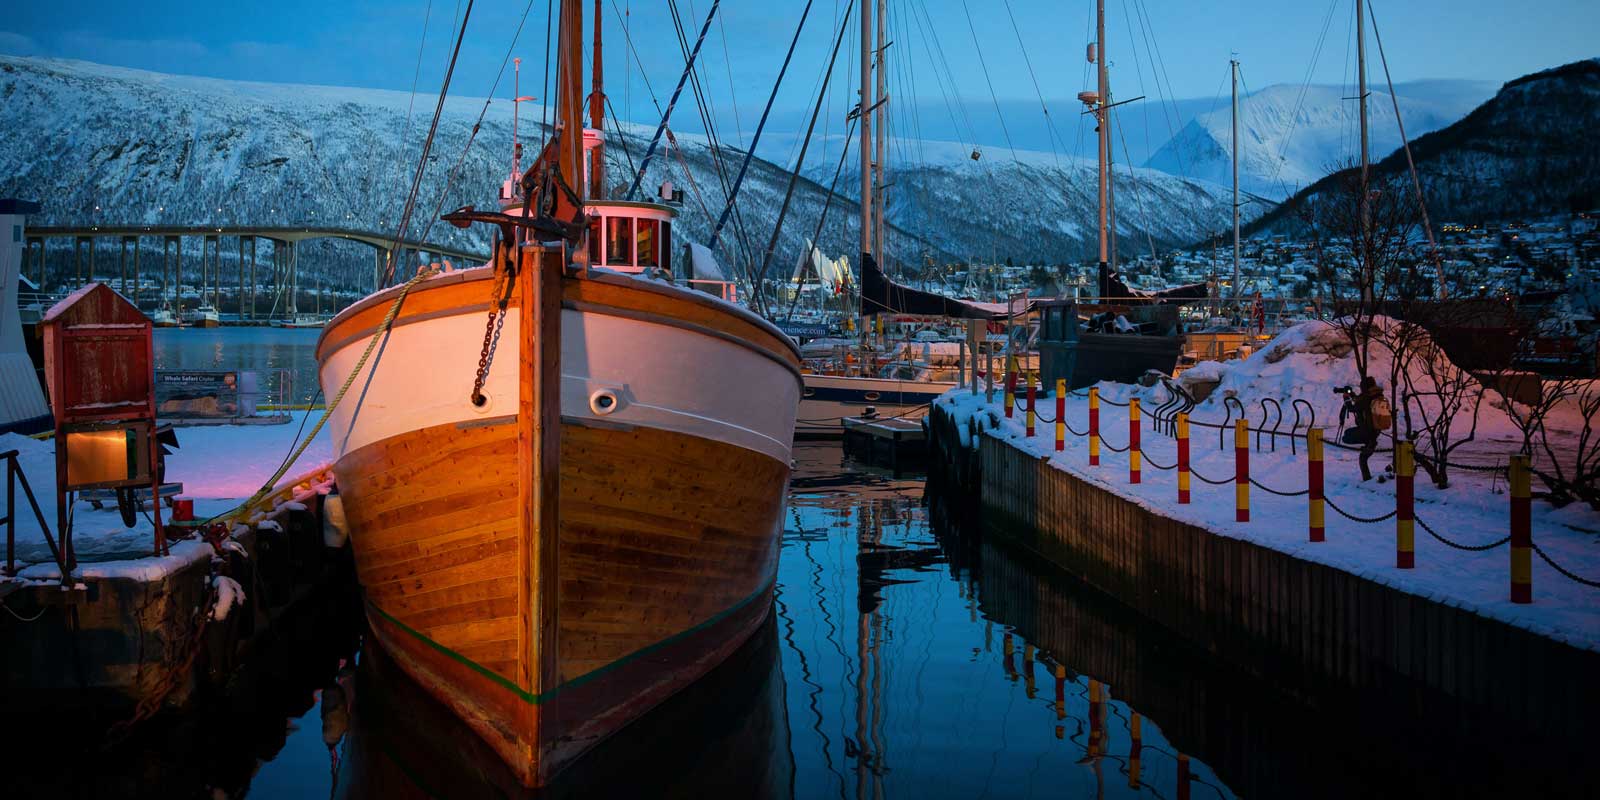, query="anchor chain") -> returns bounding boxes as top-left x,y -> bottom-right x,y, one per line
471,247 -> 519,406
